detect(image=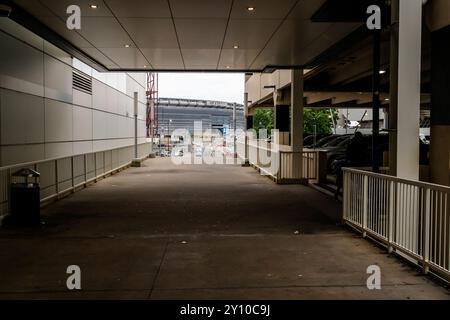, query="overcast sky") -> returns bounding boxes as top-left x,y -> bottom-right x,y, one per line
158,73 -> 245,104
